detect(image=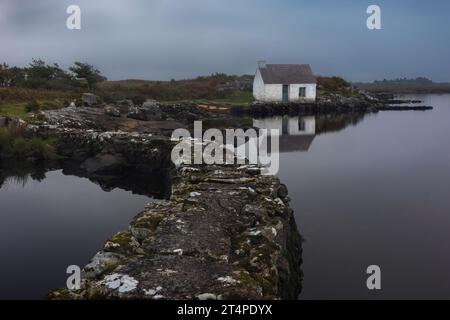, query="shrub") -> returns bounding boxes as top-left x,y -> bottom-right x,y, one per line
0,127 -> 57,162
10,137 -> 57,161
43,102 -> 55,110
130,95 -> 146,106
317,76 -> 351,92
25,100 -> 41,113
